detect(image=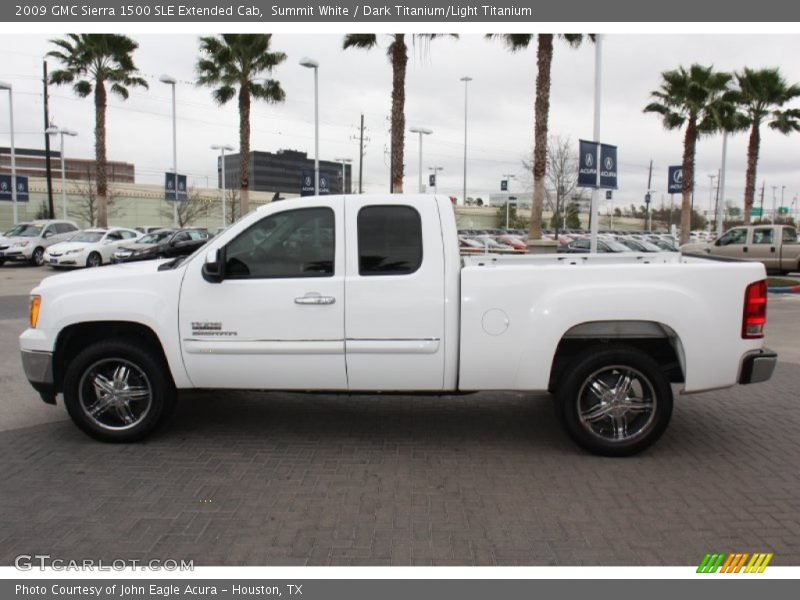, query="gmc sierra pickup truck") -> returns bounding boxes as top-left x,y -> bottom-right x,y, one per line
19,195 -> 777,455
